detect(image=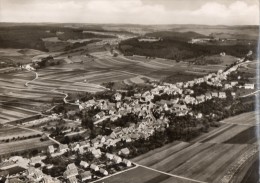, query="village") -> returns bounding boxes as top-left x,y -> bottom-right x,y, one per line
0,53 -> 256,183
